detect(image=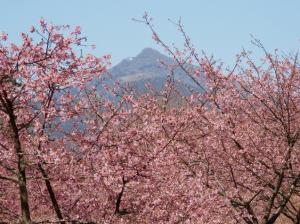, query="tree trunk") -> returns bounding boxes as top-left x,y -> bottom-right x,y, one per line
12,123 -> 31,223
38,163 -> 65,224
8,105 -> 31,223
